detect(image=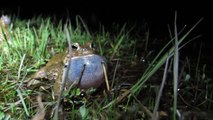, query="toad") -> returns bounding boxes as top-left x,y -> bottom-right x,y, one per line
29,42 -> 107,95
